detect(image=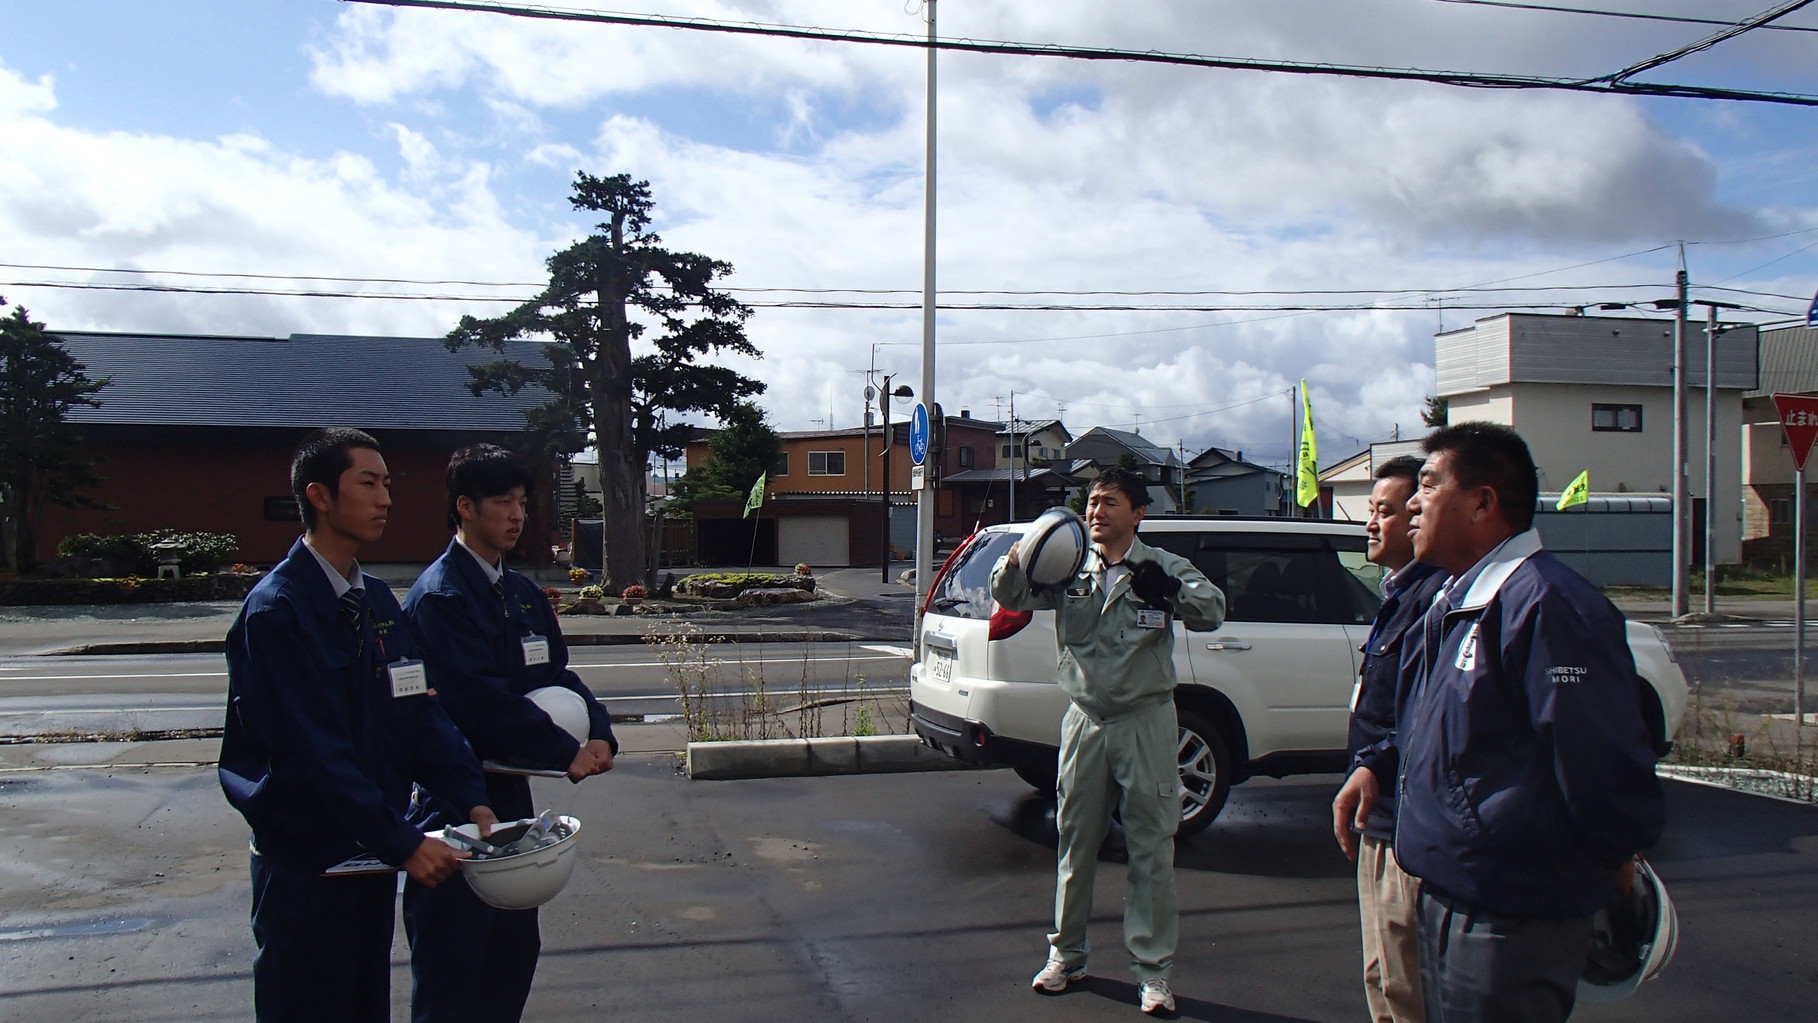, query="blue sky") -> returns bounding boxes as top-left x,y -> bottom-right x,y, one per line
2,1 -> 1815,466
